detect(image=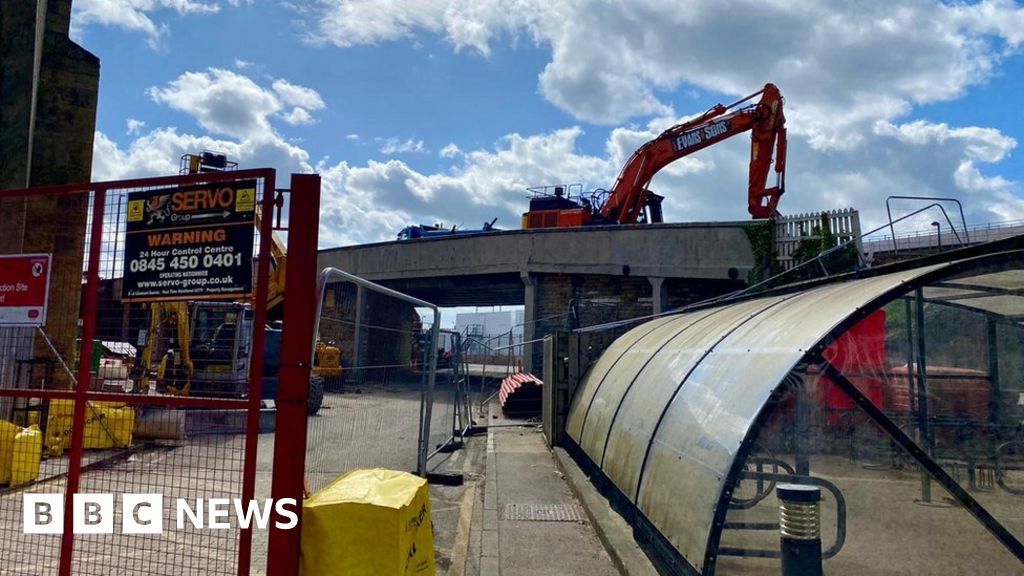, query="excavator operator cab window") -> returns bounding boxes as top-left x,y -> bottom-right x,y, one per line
211,311 -> 238,346
192,308 -> 221,343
